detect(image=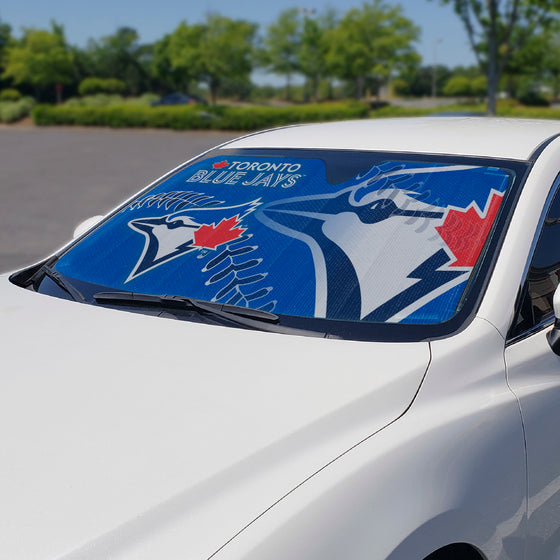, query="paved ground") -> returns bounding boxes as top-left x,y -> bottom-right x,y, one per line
0,126 -> 239,272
